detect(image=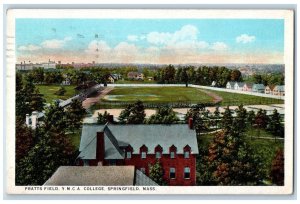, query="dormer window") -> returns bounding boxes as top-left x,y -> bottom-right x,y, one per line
155,145 -> 163,159
125,145 -> 133,159
184,151 -> 189,159
141,152 -> 146,159
126,151 -> 132,159
169,145 -> 177,159
183,145 -> 191,159
140,144 -> 148,159
170,152 -> 175,159
156,151 -> 161,159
